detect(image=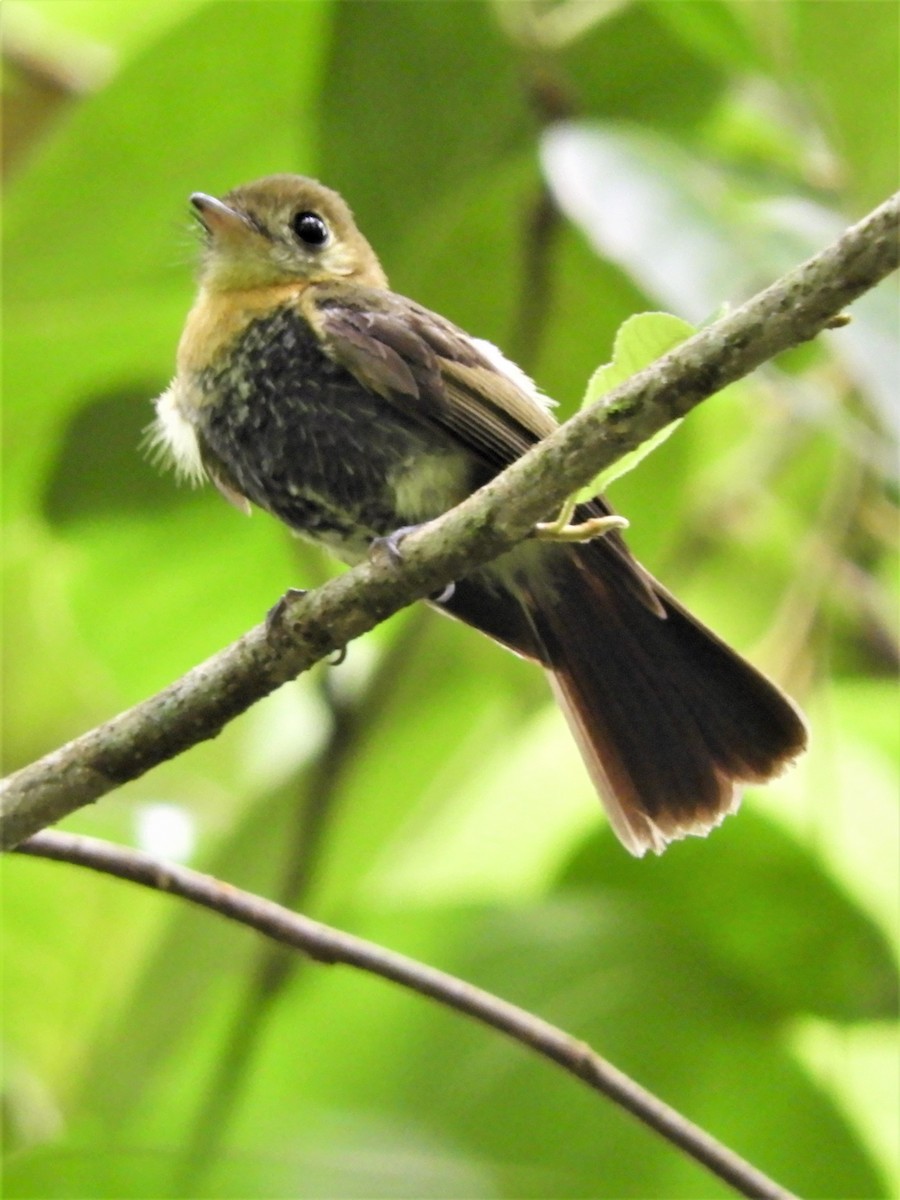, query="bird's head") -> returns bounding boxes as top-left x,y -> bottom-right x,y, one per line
190,174 -> 388,292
